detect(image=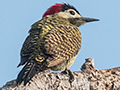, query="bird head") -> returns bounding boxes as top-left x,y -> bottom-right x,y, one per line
42,3 -> 99,27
